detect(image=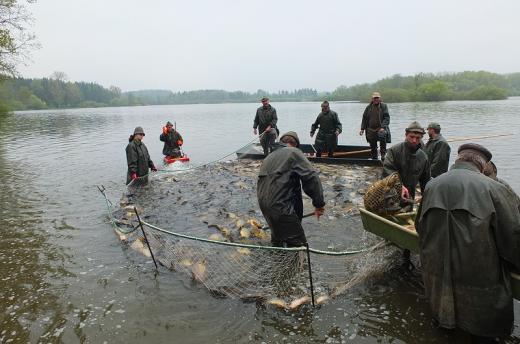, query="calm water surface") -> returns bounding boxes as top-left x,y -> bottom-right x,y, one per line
1,99 -> 519,343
